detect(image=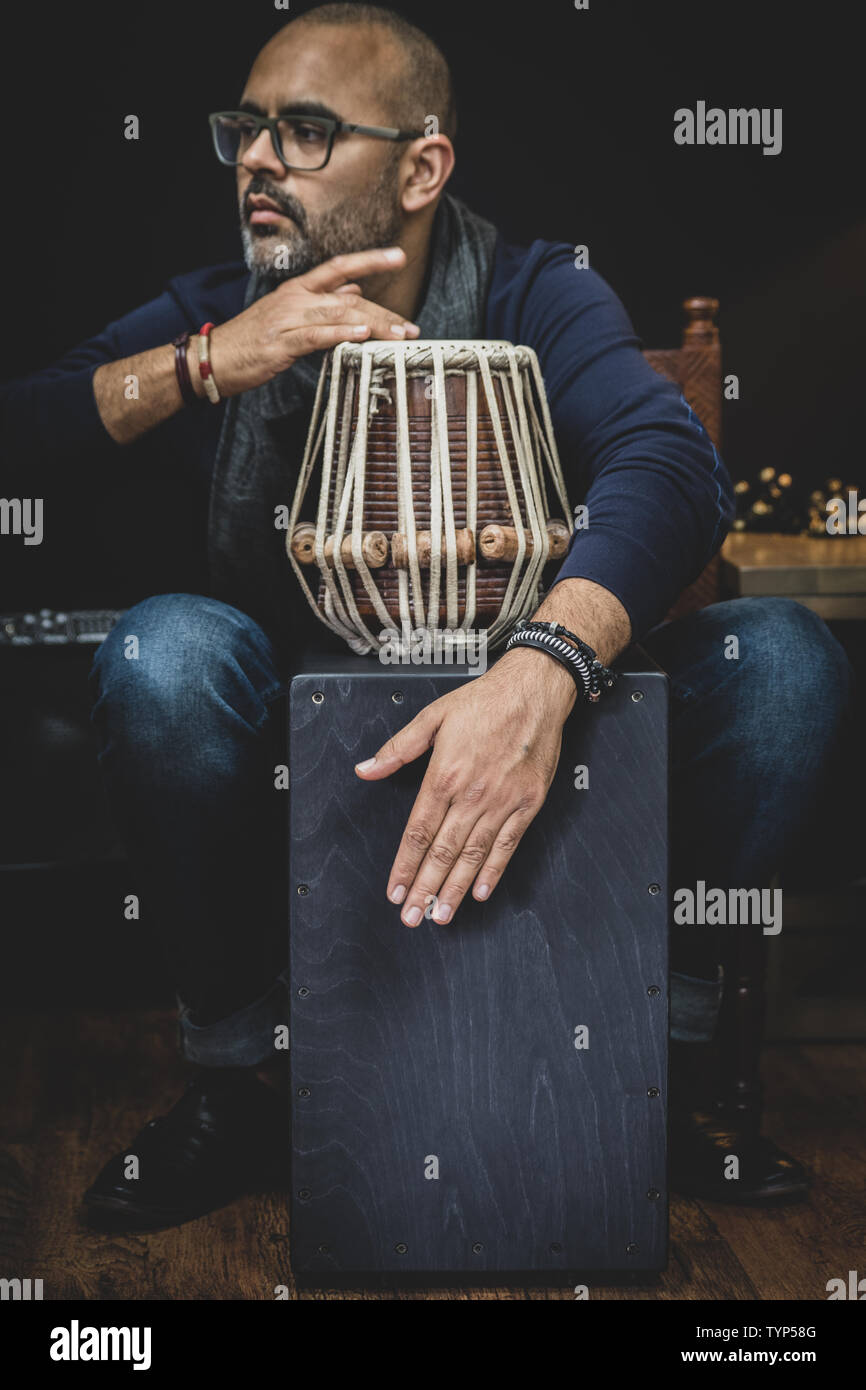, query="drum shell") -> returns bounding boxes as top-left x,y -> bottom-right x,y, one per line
319,369 -> 558,625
